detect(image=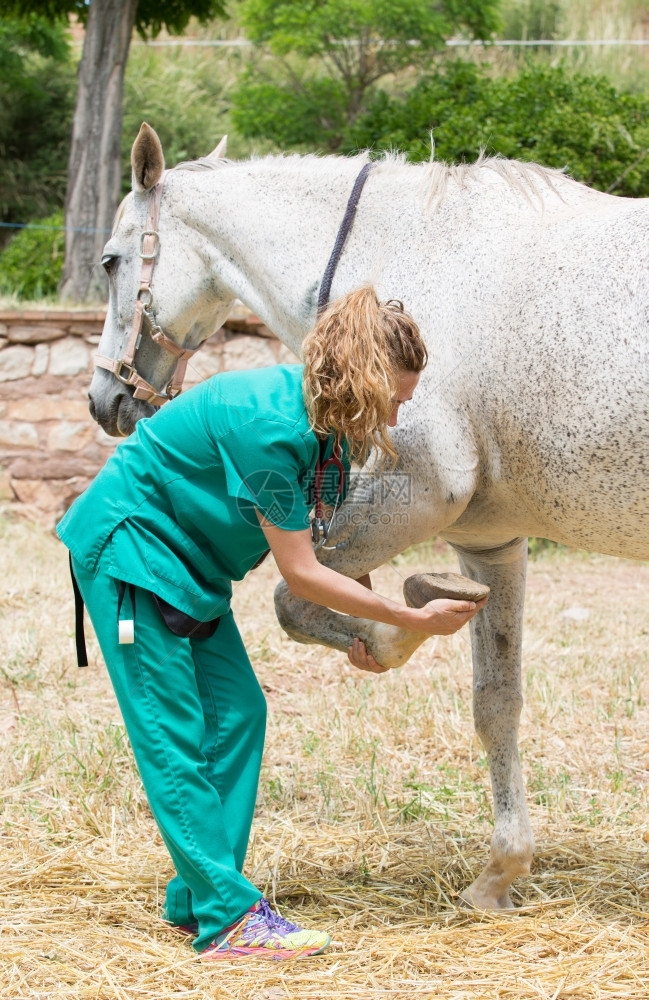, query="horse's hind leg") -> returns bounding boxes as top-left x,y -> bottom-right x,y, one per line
450,536 -> 534,910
